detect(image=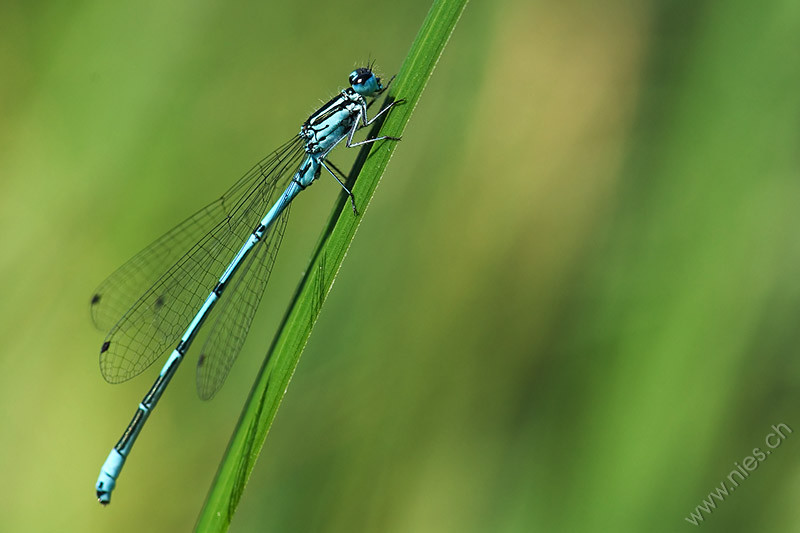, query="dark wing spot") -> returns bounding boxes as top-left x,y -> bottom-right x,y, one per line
154,295 -> 165,309
198,353 -> 206,367
100,341 -> 111,353
91,294 -> 101,305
